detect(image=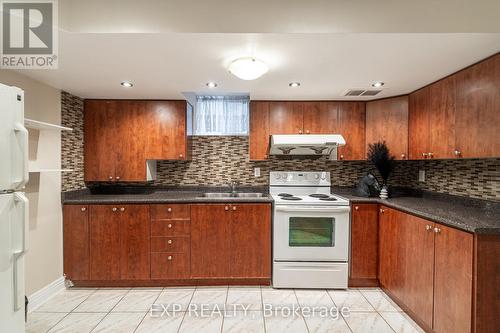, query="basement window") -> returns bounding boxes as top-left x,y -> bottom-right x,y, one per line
194,95 -> 249,135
